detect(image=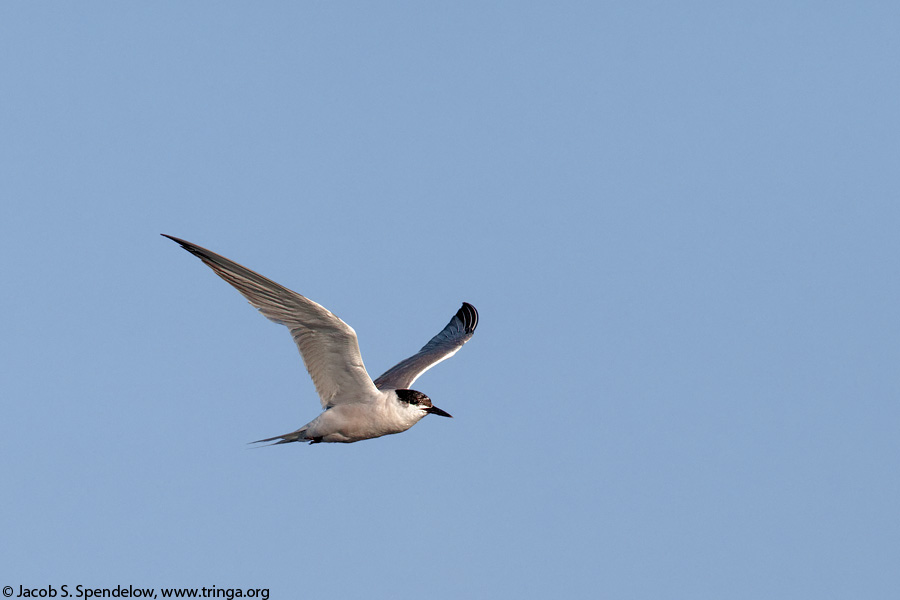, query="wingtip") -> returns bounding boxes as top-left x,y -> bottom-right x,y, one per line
161,234 -> 212,262
457,302 -> 478,333
161,233 -> 190,248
